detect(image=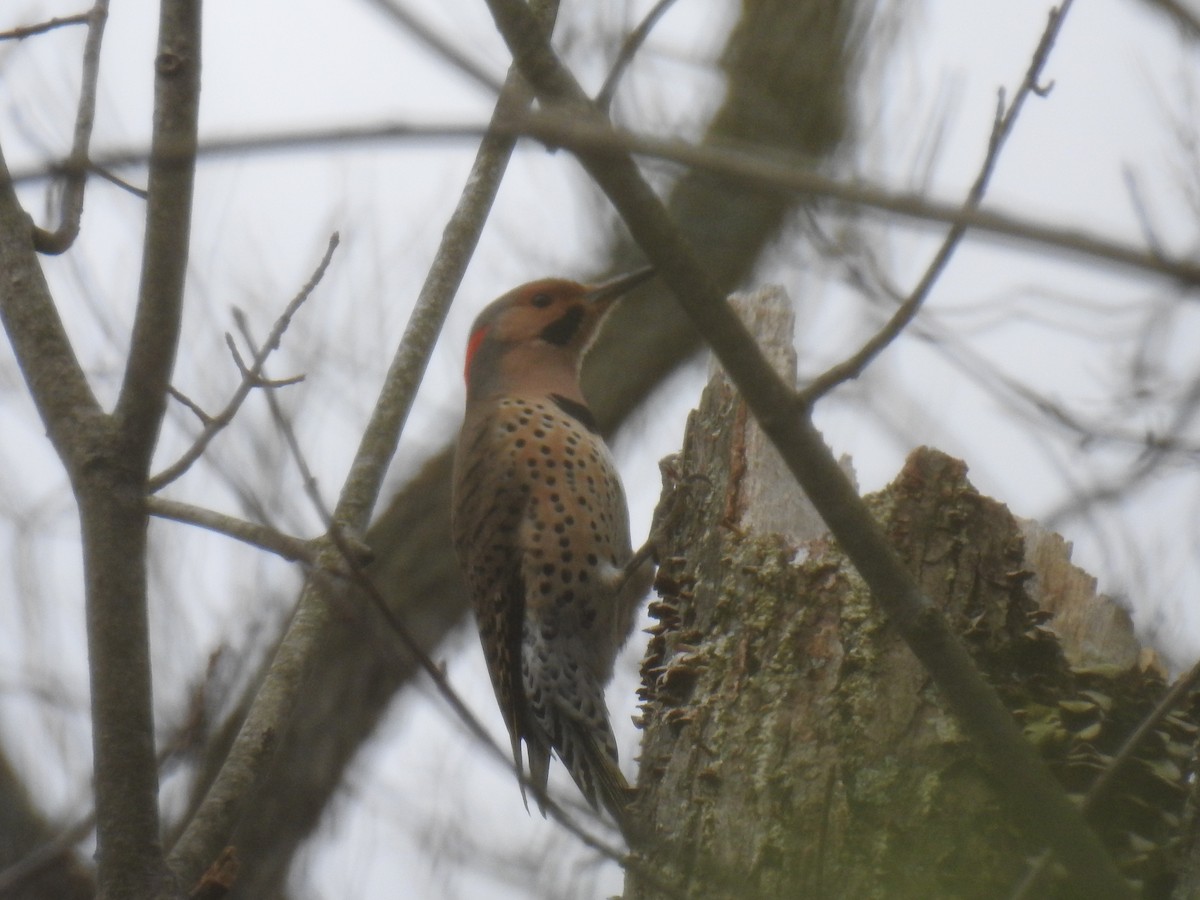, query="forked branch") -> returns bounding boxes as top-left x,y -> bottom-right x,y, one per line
149,233 -> 339,492
801,0 -> 1076,402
